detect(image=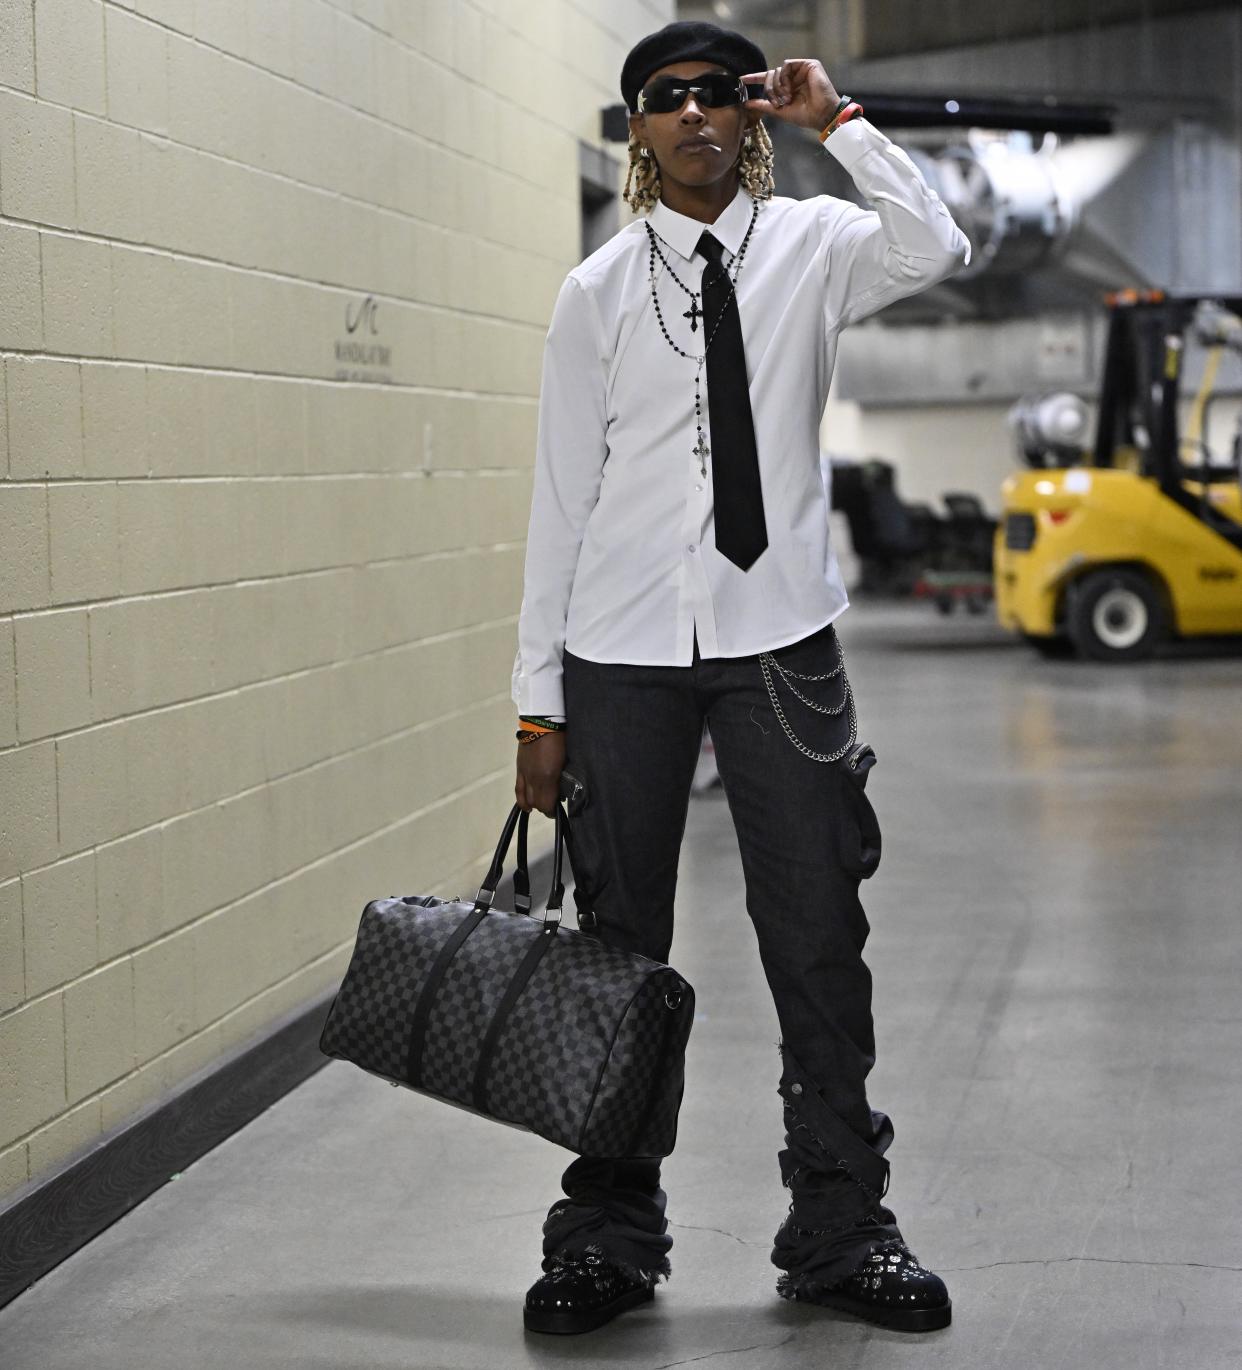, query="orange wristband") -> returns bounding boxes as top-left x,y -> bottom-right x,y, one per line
819,101 -> 863,141
516,720 -> 562,742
